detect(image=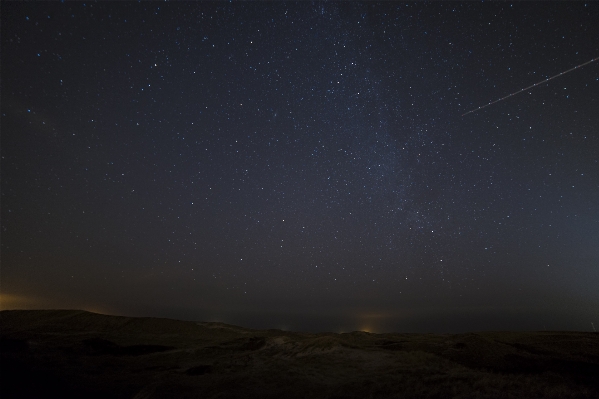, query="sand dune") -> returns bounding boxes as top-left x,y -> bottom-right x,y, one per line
2,309 -> 598,398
